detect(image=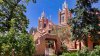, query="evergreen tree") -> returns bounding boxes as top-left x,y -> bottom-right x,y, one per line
0,0 -> 36,56
70,0 -> 100,41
